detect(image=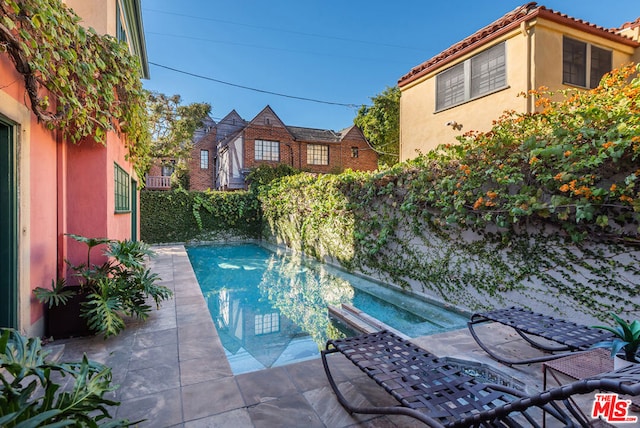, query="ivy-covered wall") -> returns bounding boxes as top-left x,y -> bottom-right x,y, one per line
141,66 -> 640,324
260,65 -> 640,324
140,190 -> 261,243
260,168 -> 640,325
